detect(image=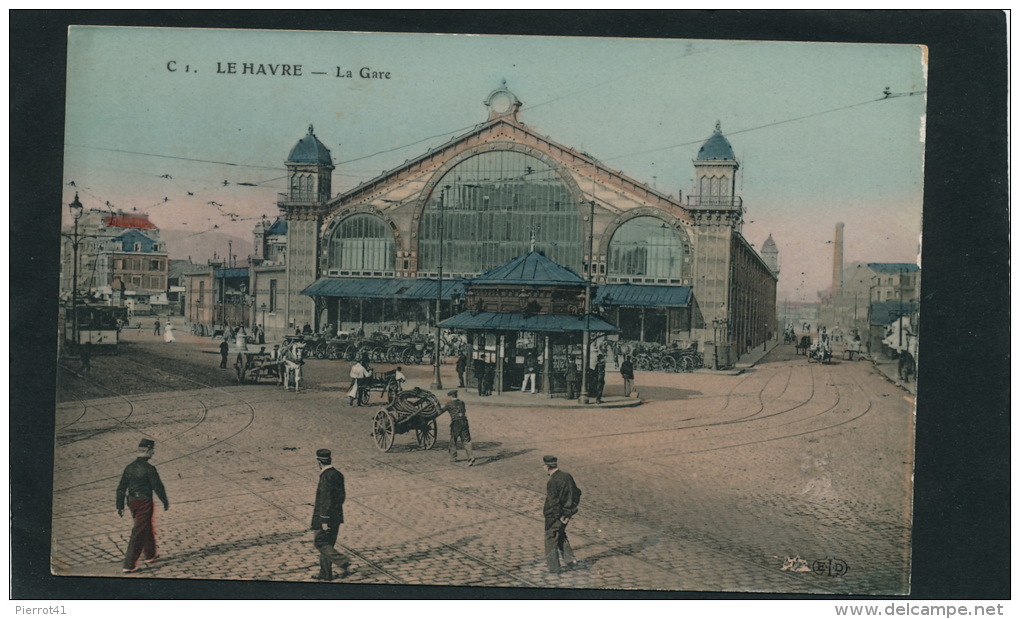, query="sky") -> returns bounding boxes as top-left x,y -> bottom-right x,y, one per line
61,27 -> 926,303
